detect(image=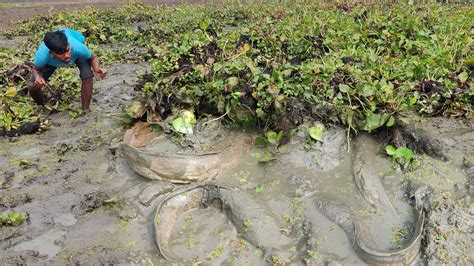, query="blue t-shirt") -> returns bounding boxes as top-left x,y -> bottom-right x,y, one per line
33,28 -> 92,68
